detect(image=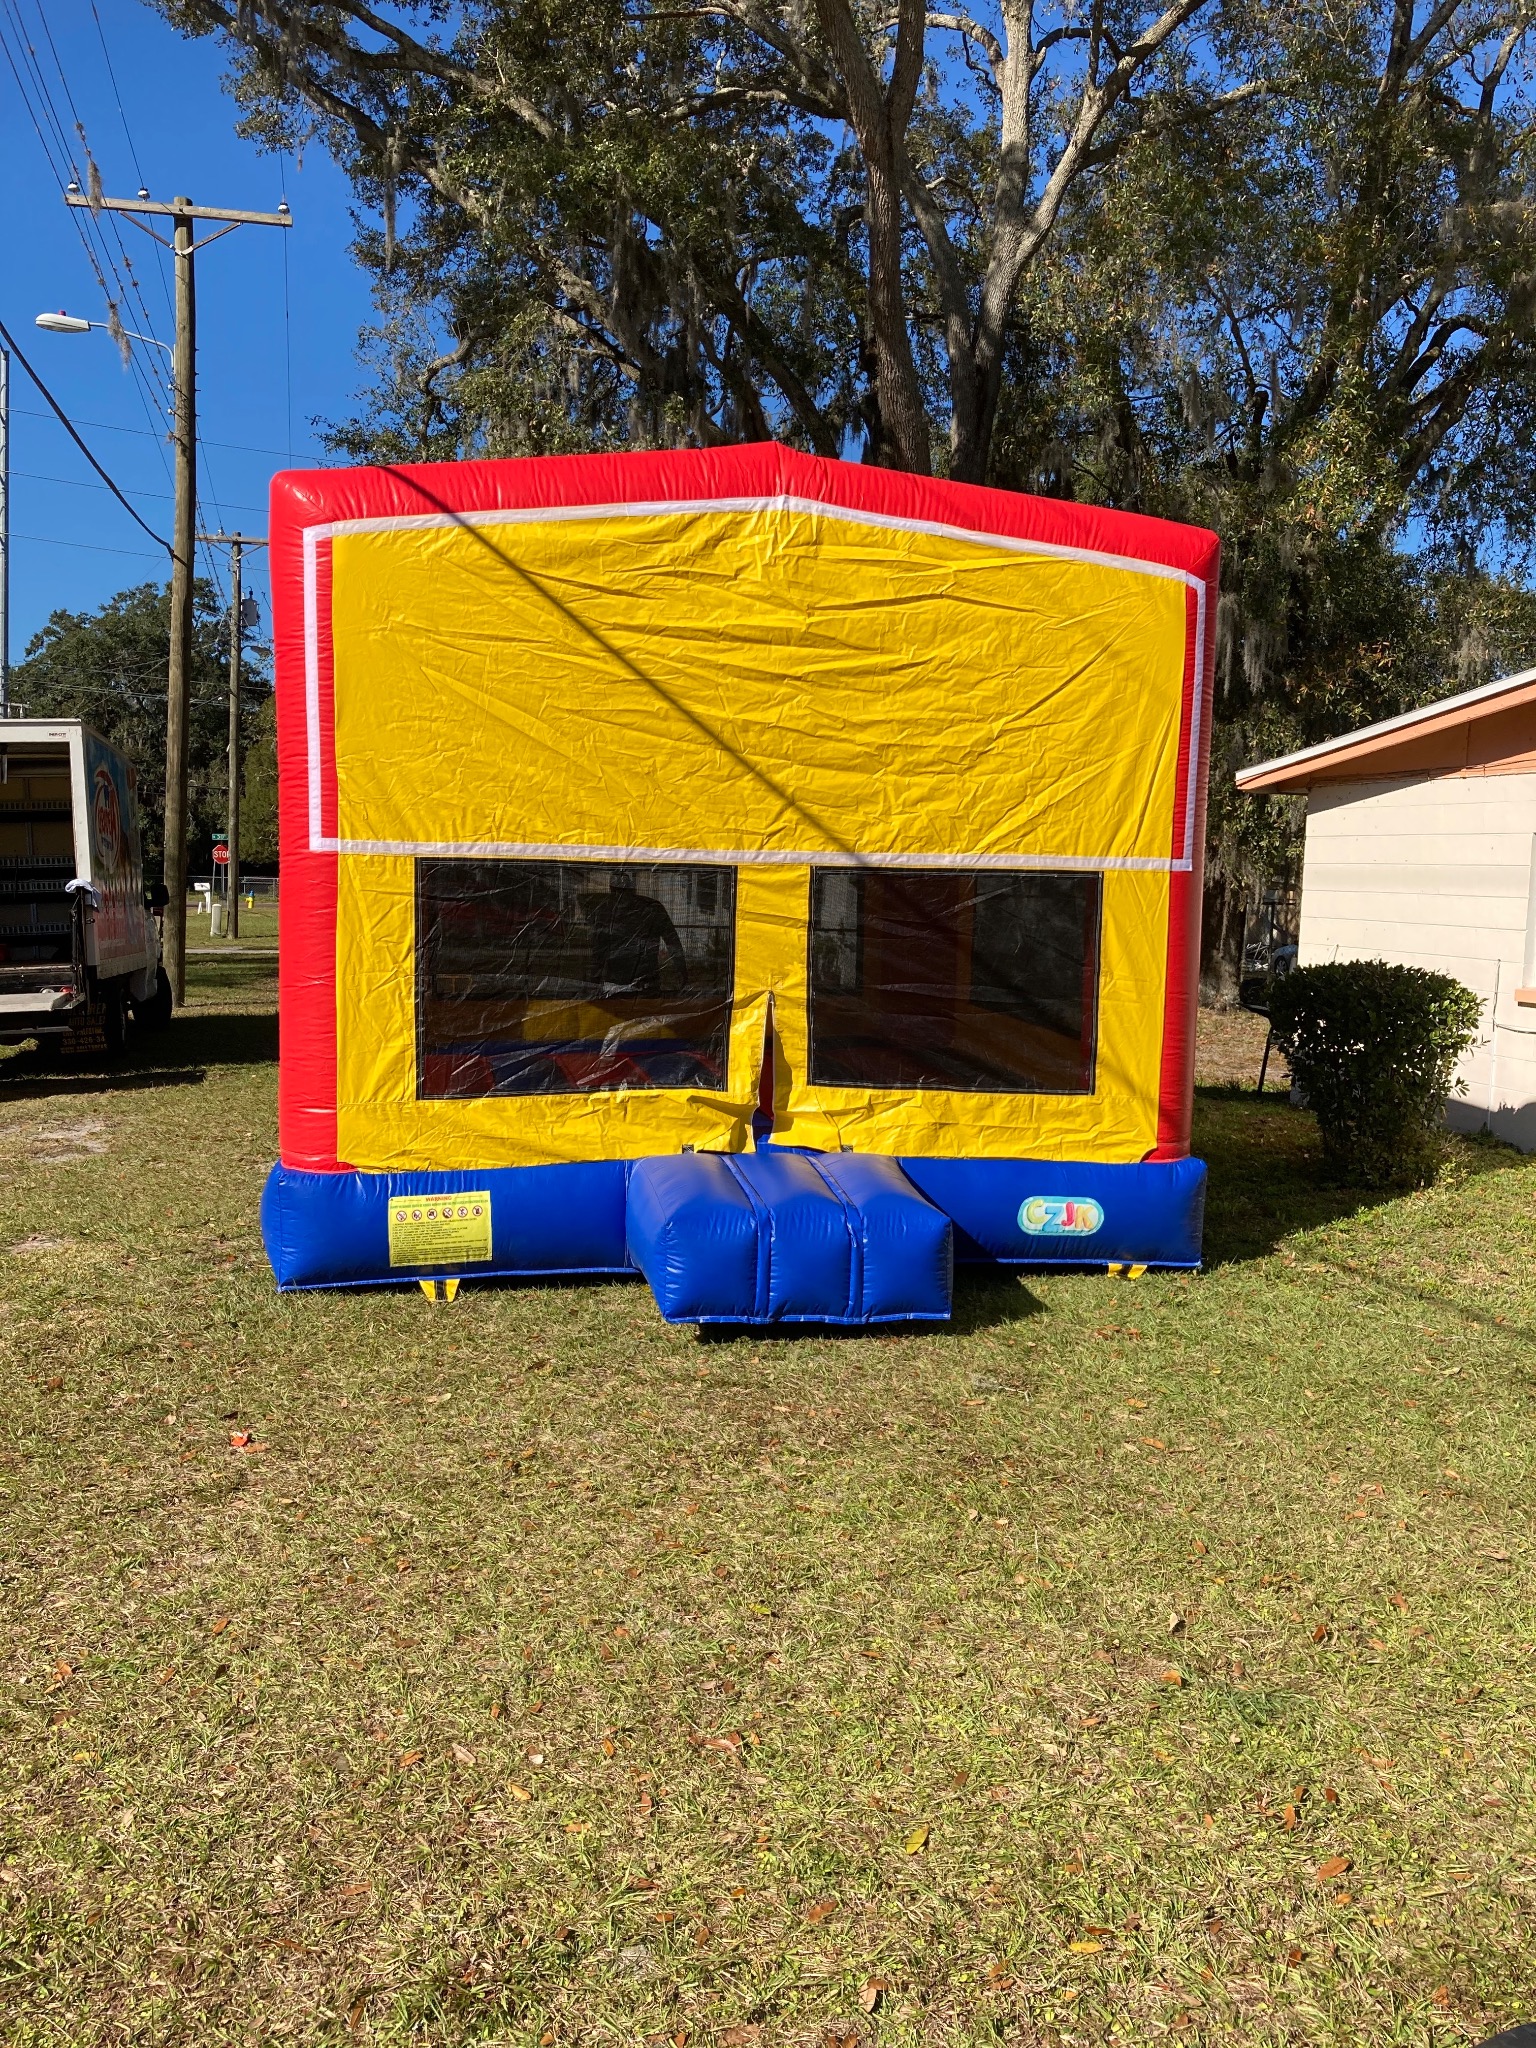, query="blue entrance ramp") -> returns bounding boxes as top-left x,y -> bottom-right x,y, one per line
626,1150 -> 953,1326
